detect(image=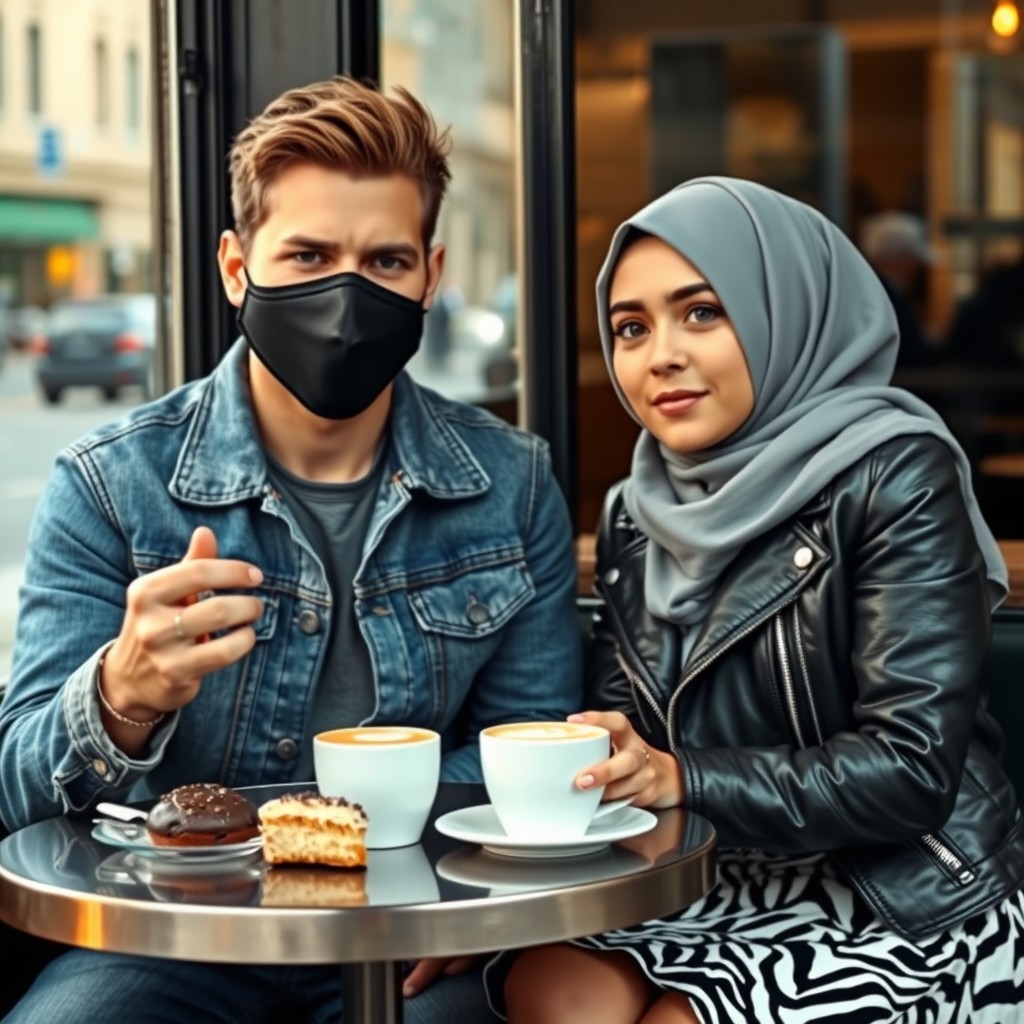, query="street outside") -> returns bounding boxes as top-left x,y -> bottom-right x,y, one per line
0,352 -> 146,685
0,339 -> 507,688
